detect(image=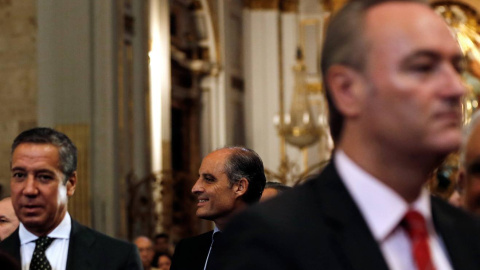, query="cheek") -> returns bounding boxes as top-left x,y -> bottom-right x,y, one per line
57,184 -> 68,205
